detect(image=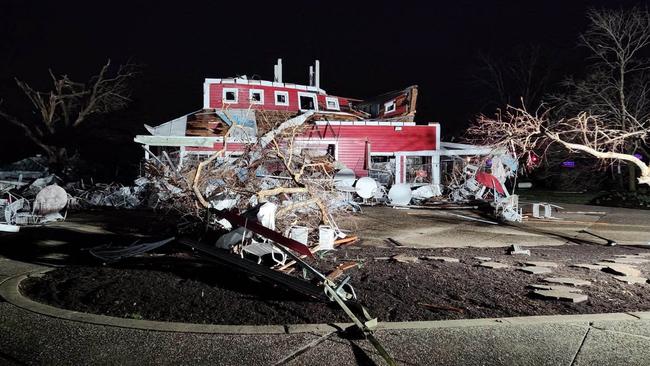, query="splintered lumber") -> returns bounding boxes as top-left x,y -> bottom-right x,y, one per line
334,236 -> 359,247
326,261 -> 360,281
